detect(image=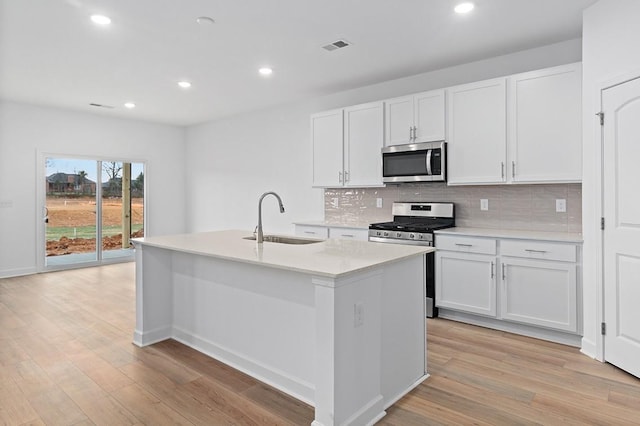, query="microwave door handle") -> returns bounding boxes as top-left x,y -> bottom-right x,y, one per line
426,149 -> 432,175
